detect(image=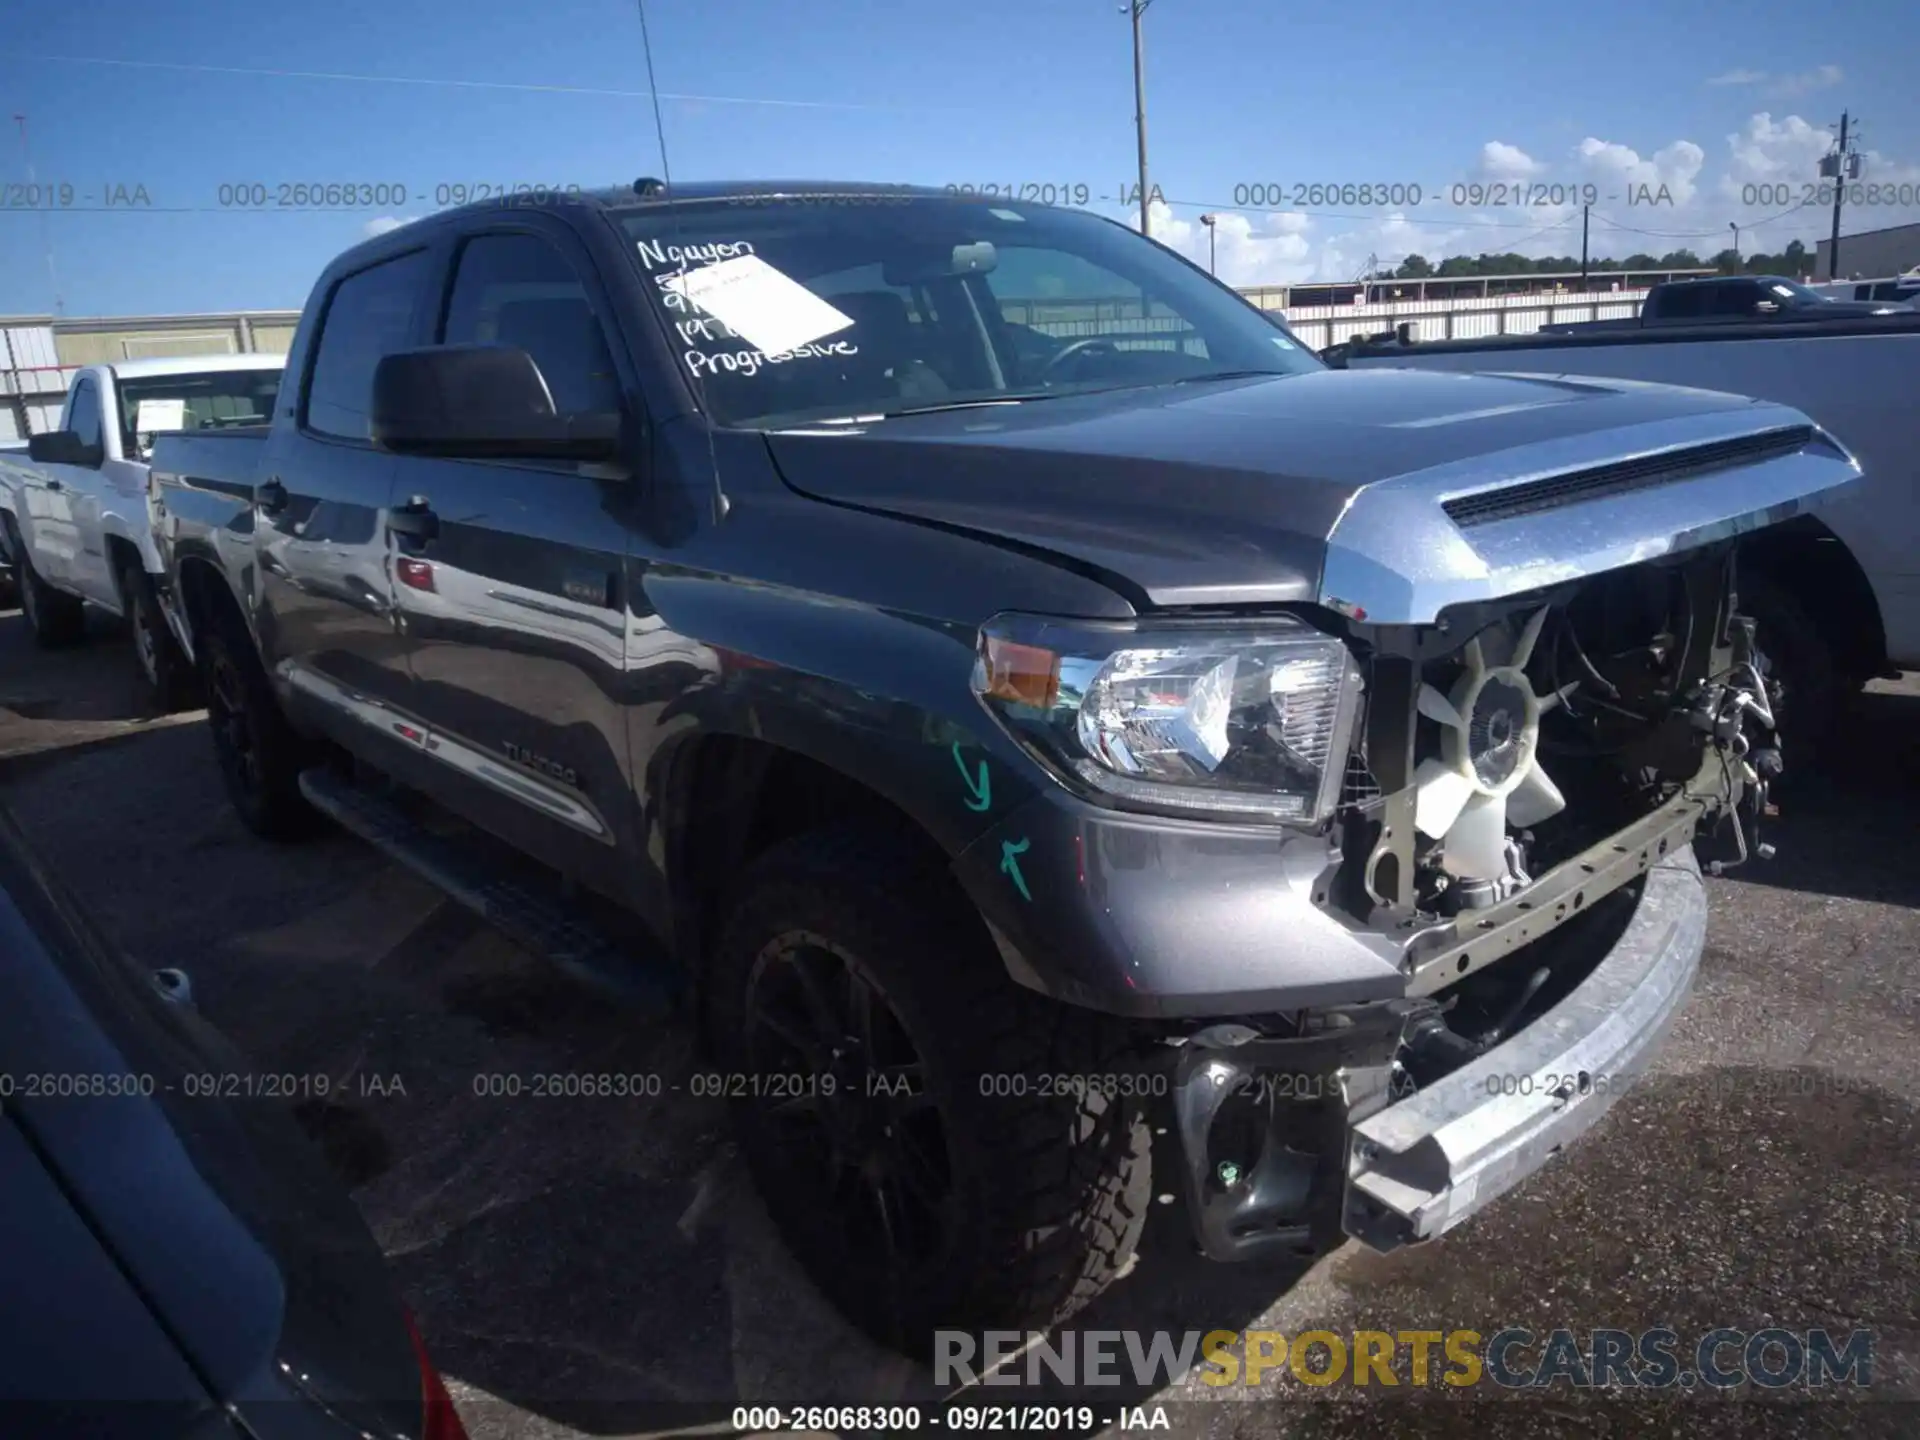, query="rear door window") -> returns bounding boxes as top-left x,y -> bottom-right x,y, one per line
1650,285 -> 1703,318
